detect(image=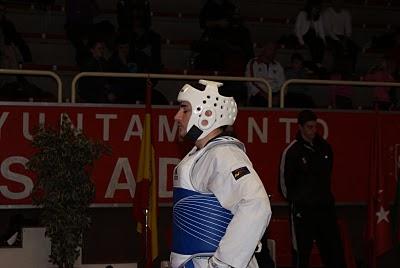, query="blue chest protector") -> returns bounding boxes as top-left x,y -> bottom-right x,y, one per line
172,187 -> 233,255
